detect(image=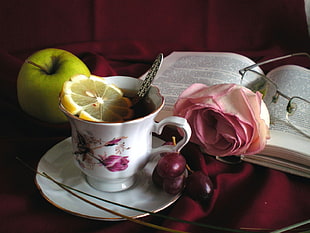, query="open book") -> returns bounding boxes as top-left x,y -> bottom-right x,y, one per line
141,51 -> 310,178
